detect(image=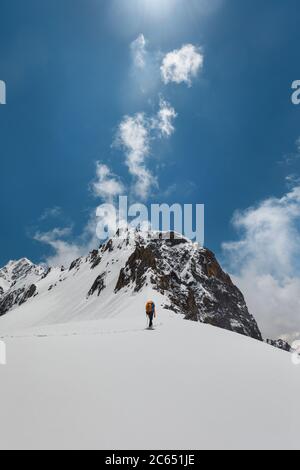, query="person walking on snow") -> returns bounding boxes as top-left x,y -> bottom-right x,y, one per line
146,300 -> 156,329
